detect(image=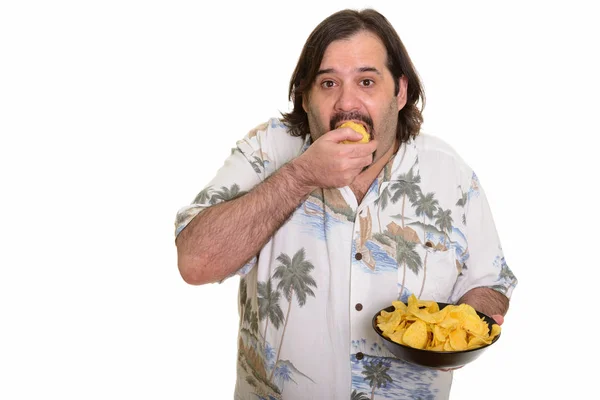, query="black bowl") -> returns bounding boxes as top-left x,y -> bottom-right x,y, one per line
372,302 -> 501,369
